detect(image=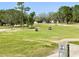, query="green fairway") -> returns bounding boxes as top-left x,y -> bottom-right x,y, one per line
0,24 -> 79,56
